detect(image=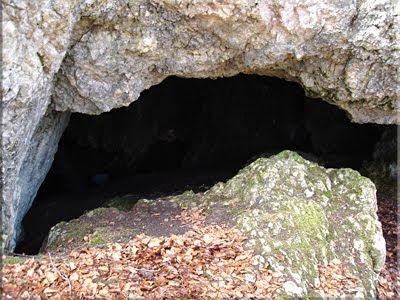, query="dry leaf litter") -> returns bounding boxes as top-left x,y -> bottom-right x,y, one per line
2,208 -> 391,298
